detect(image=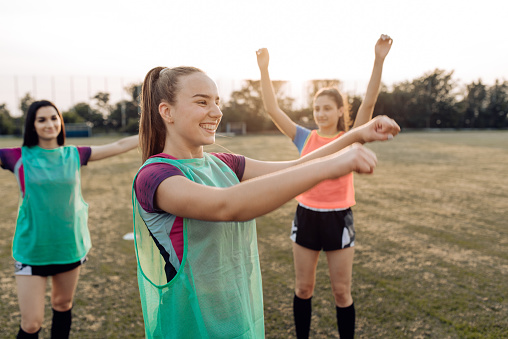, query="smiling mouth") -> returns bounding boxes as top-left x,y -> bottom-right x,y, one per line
200,123 -> 218,132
